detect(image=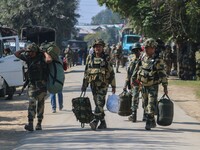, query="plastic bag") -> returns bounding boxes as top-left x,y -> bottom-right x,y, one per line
106,94 -> 120,113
